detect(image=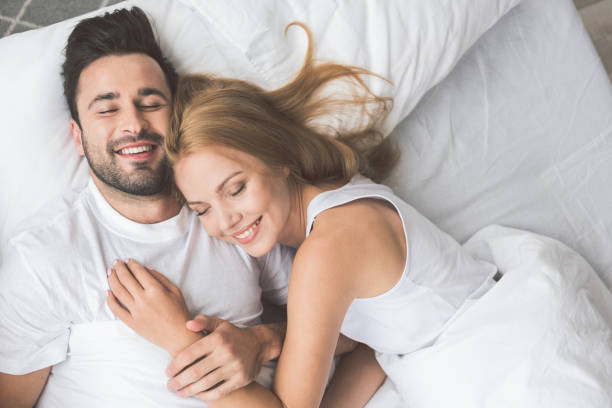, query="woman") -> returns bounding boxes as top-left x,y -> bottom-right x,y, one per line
106,25 -> 499,407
